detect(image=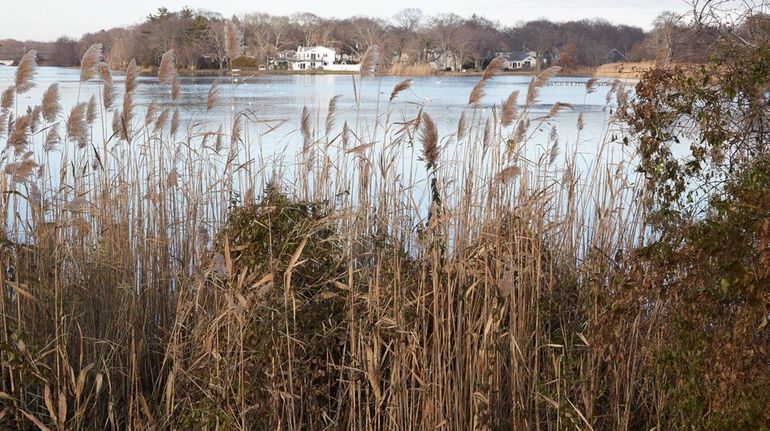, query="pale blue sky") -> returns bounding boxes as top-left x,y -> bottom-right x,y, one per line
4,0 -> 691,41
